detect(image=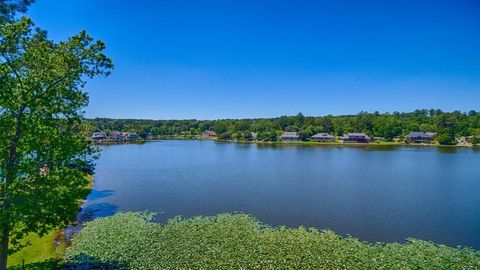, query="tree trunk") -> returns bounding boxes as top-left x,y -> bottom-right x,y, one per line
0,228 -> 8,270
0,109 -> 24,270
